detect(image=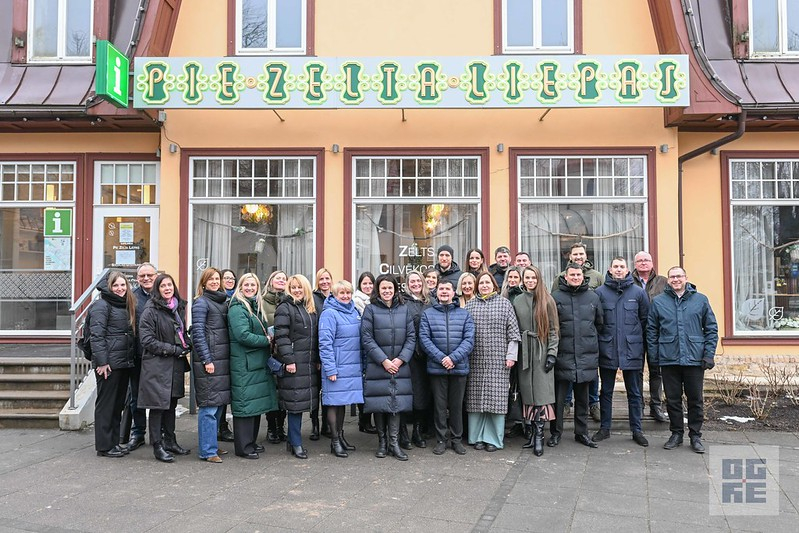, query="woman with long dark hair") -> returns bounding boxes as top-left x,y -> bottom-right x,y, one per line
216,268 -> 237,442
403,271 -> 432,447
90,271 -> 136,458
512,266 -> 559,456
353,271 -> 378,434
465,248 -> 488,278
191,267 -> 231,463
361,274 -> 416,460
227,273 -> 279,459
273,274 -> 319,459
138,273 -> 192,462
